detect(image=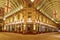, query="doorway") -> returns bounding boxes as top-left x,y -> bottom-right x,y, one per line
26,23 -> 33,33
